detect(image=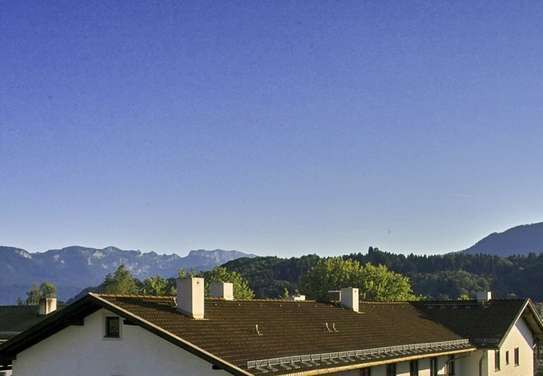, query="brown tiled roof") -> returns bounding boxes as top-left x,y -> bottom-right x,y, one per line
97,295 -> 473,374
2,294 -> 540,376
